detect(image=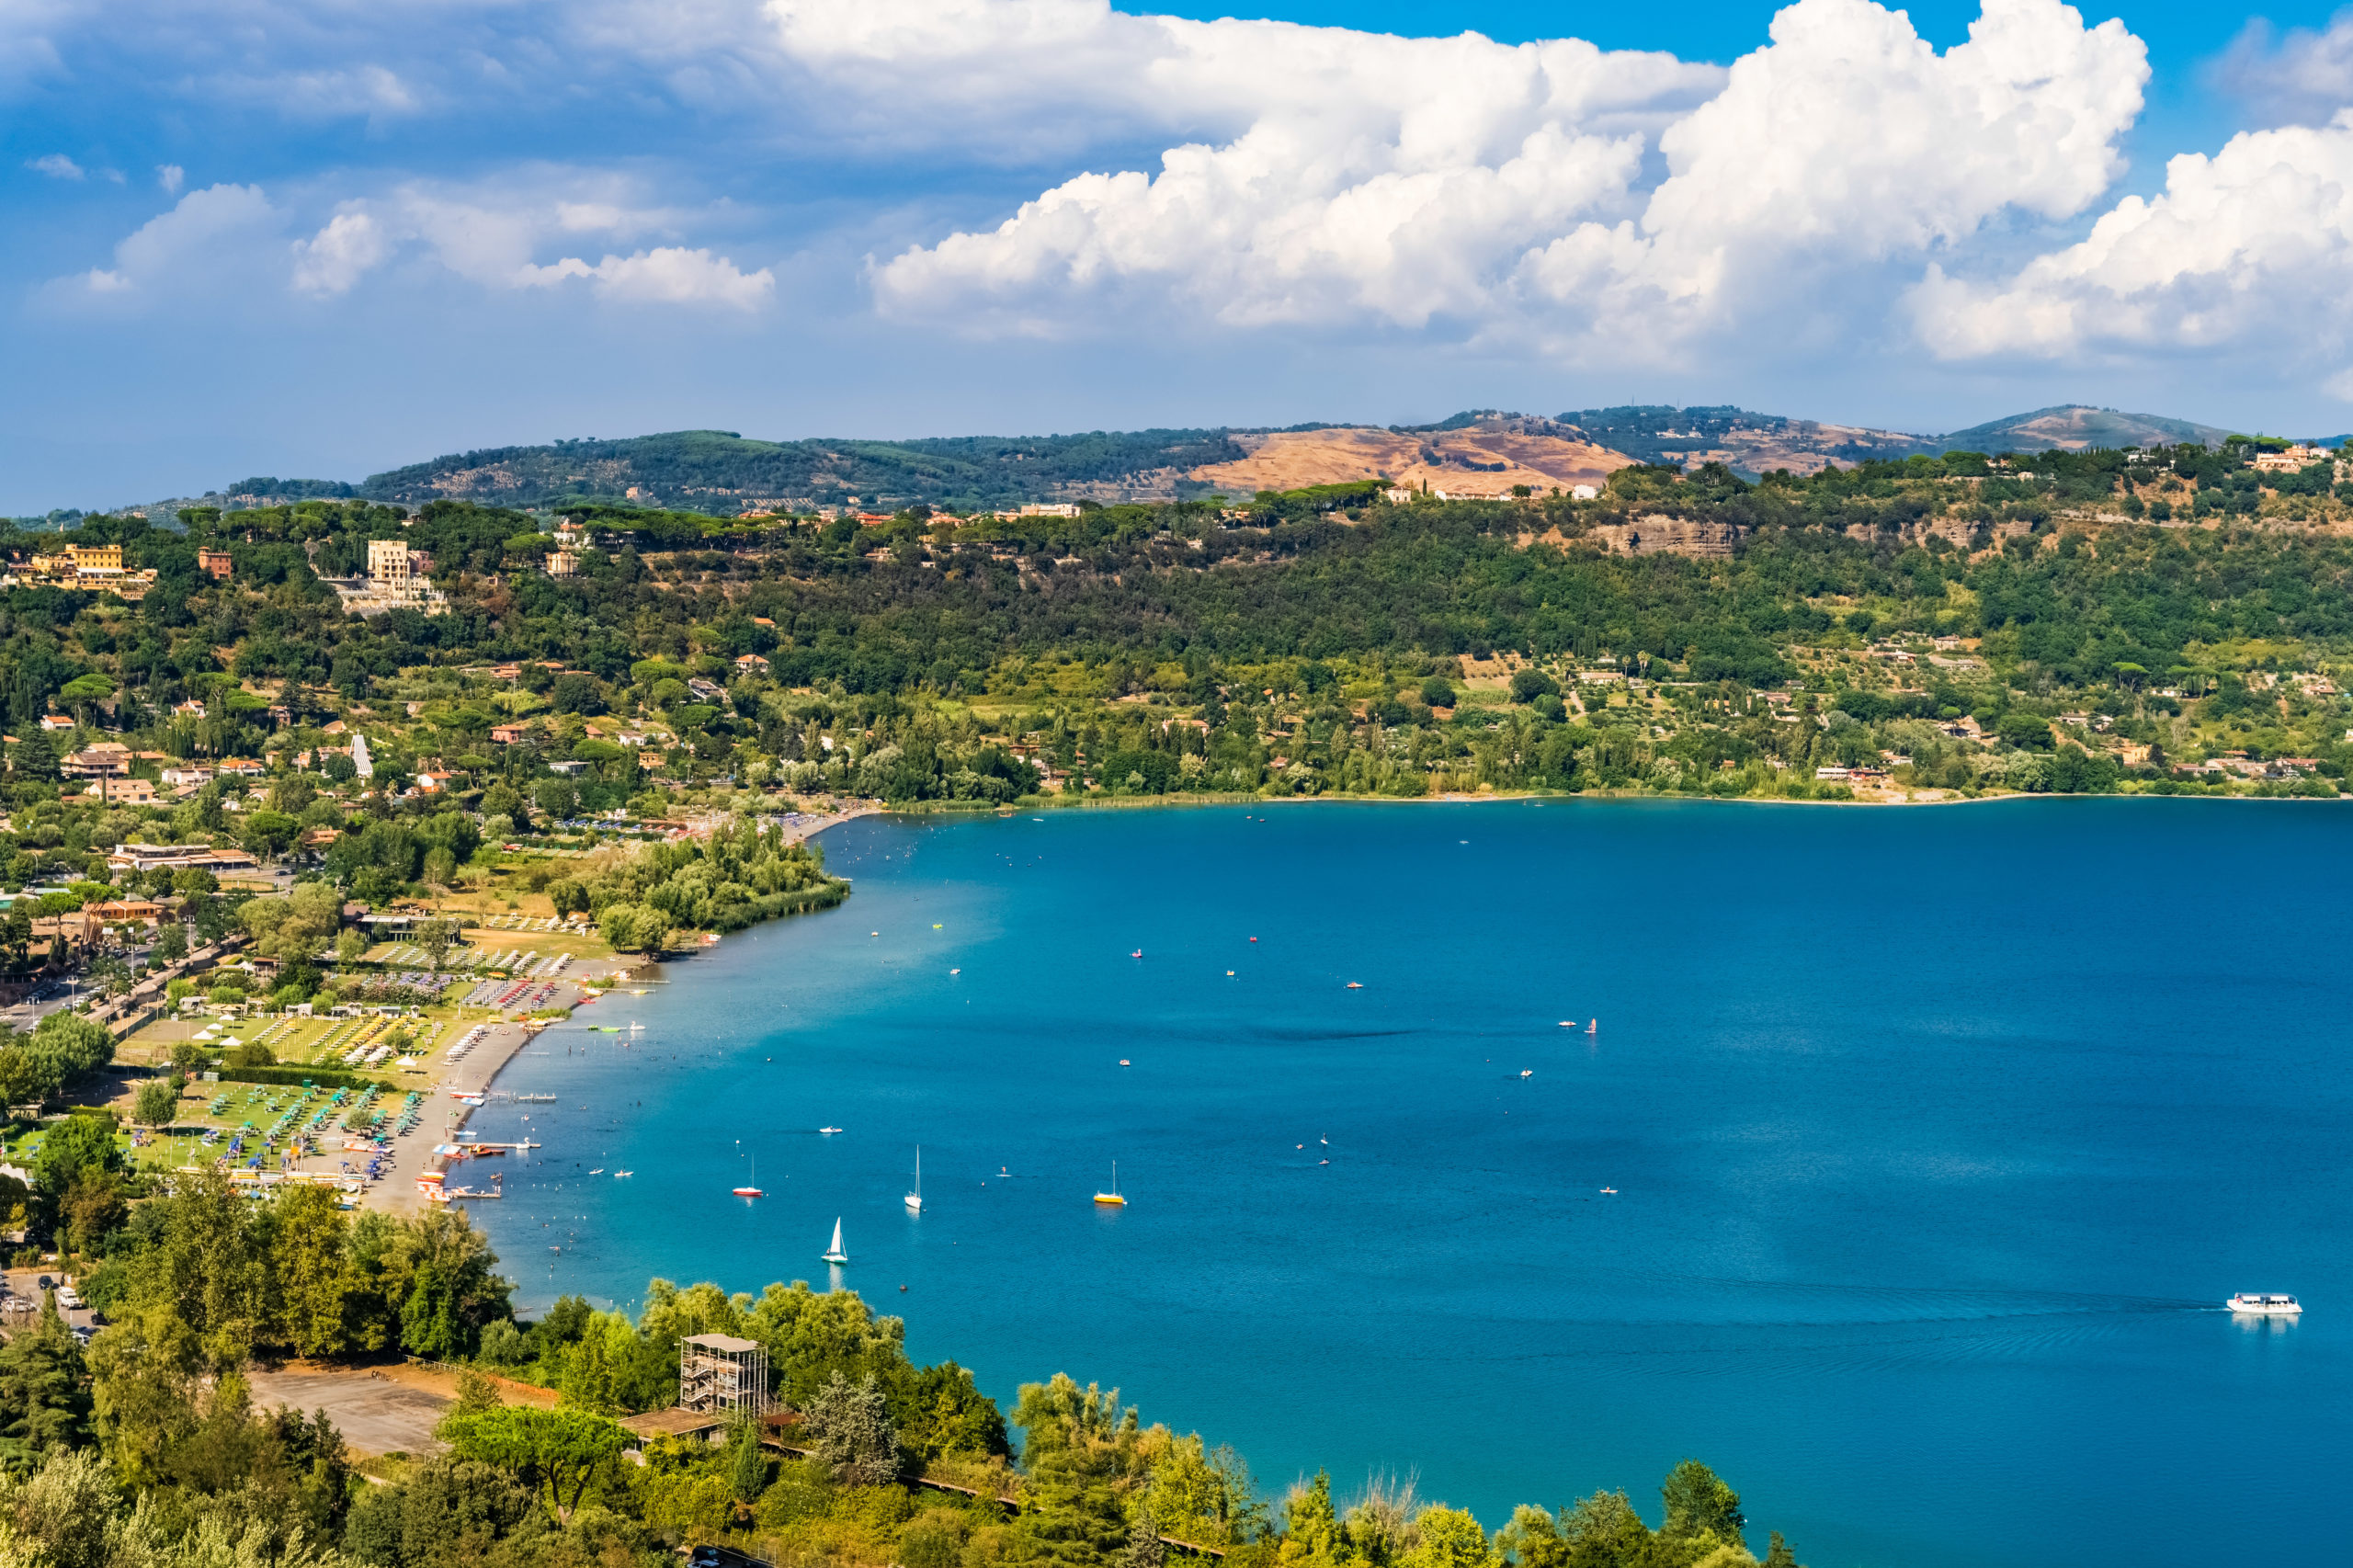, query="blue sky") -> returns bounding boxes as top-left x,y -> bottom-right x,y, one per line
7,0 -> 2353,510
